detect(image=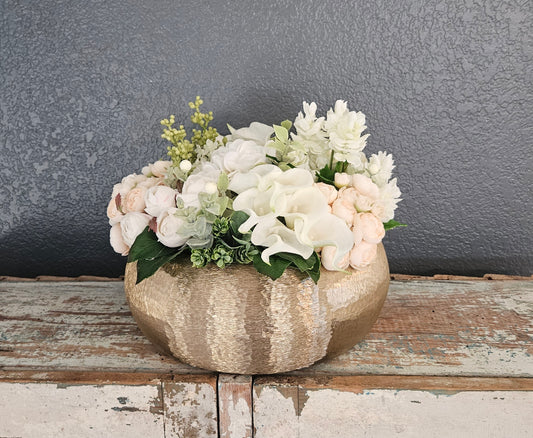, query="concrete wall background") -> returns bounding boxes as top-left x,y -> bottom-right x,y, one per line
1,0 -> 531,277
